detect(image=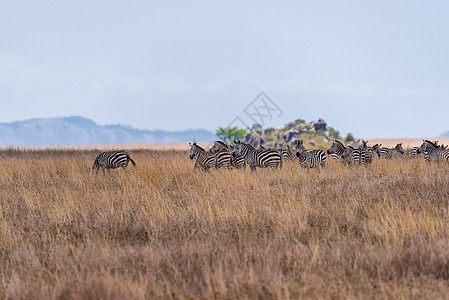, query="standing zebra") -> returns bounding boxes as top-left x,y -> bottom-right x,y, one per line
417,140 -> 449,164
210,141 -> 244,169
281,145 -> 294,161
372,143 -> 404,159
327,140 -> 346,160
293,140 -> 326,168
342,145 -> 373,165
91,151 -> 136,173
342,146 -> 362,164
233,140 -> 282,171
228,145 -> 246,169
189,142 -> 217,170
